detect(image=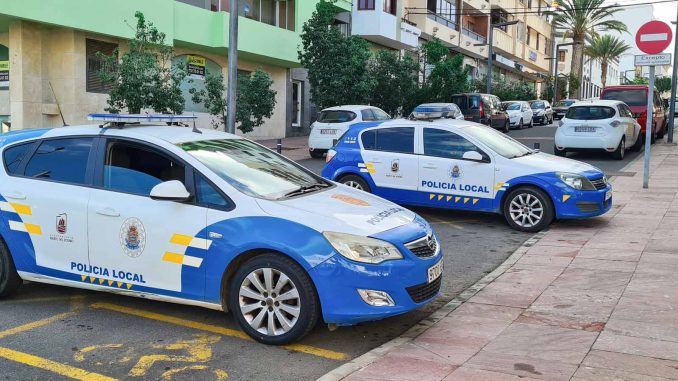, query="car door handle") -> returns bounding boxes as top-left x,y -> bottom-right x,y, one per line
96,208 -> 120,217
6,192 -> 26,200
370,160 -> 382,164
422,164 -> 438,169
